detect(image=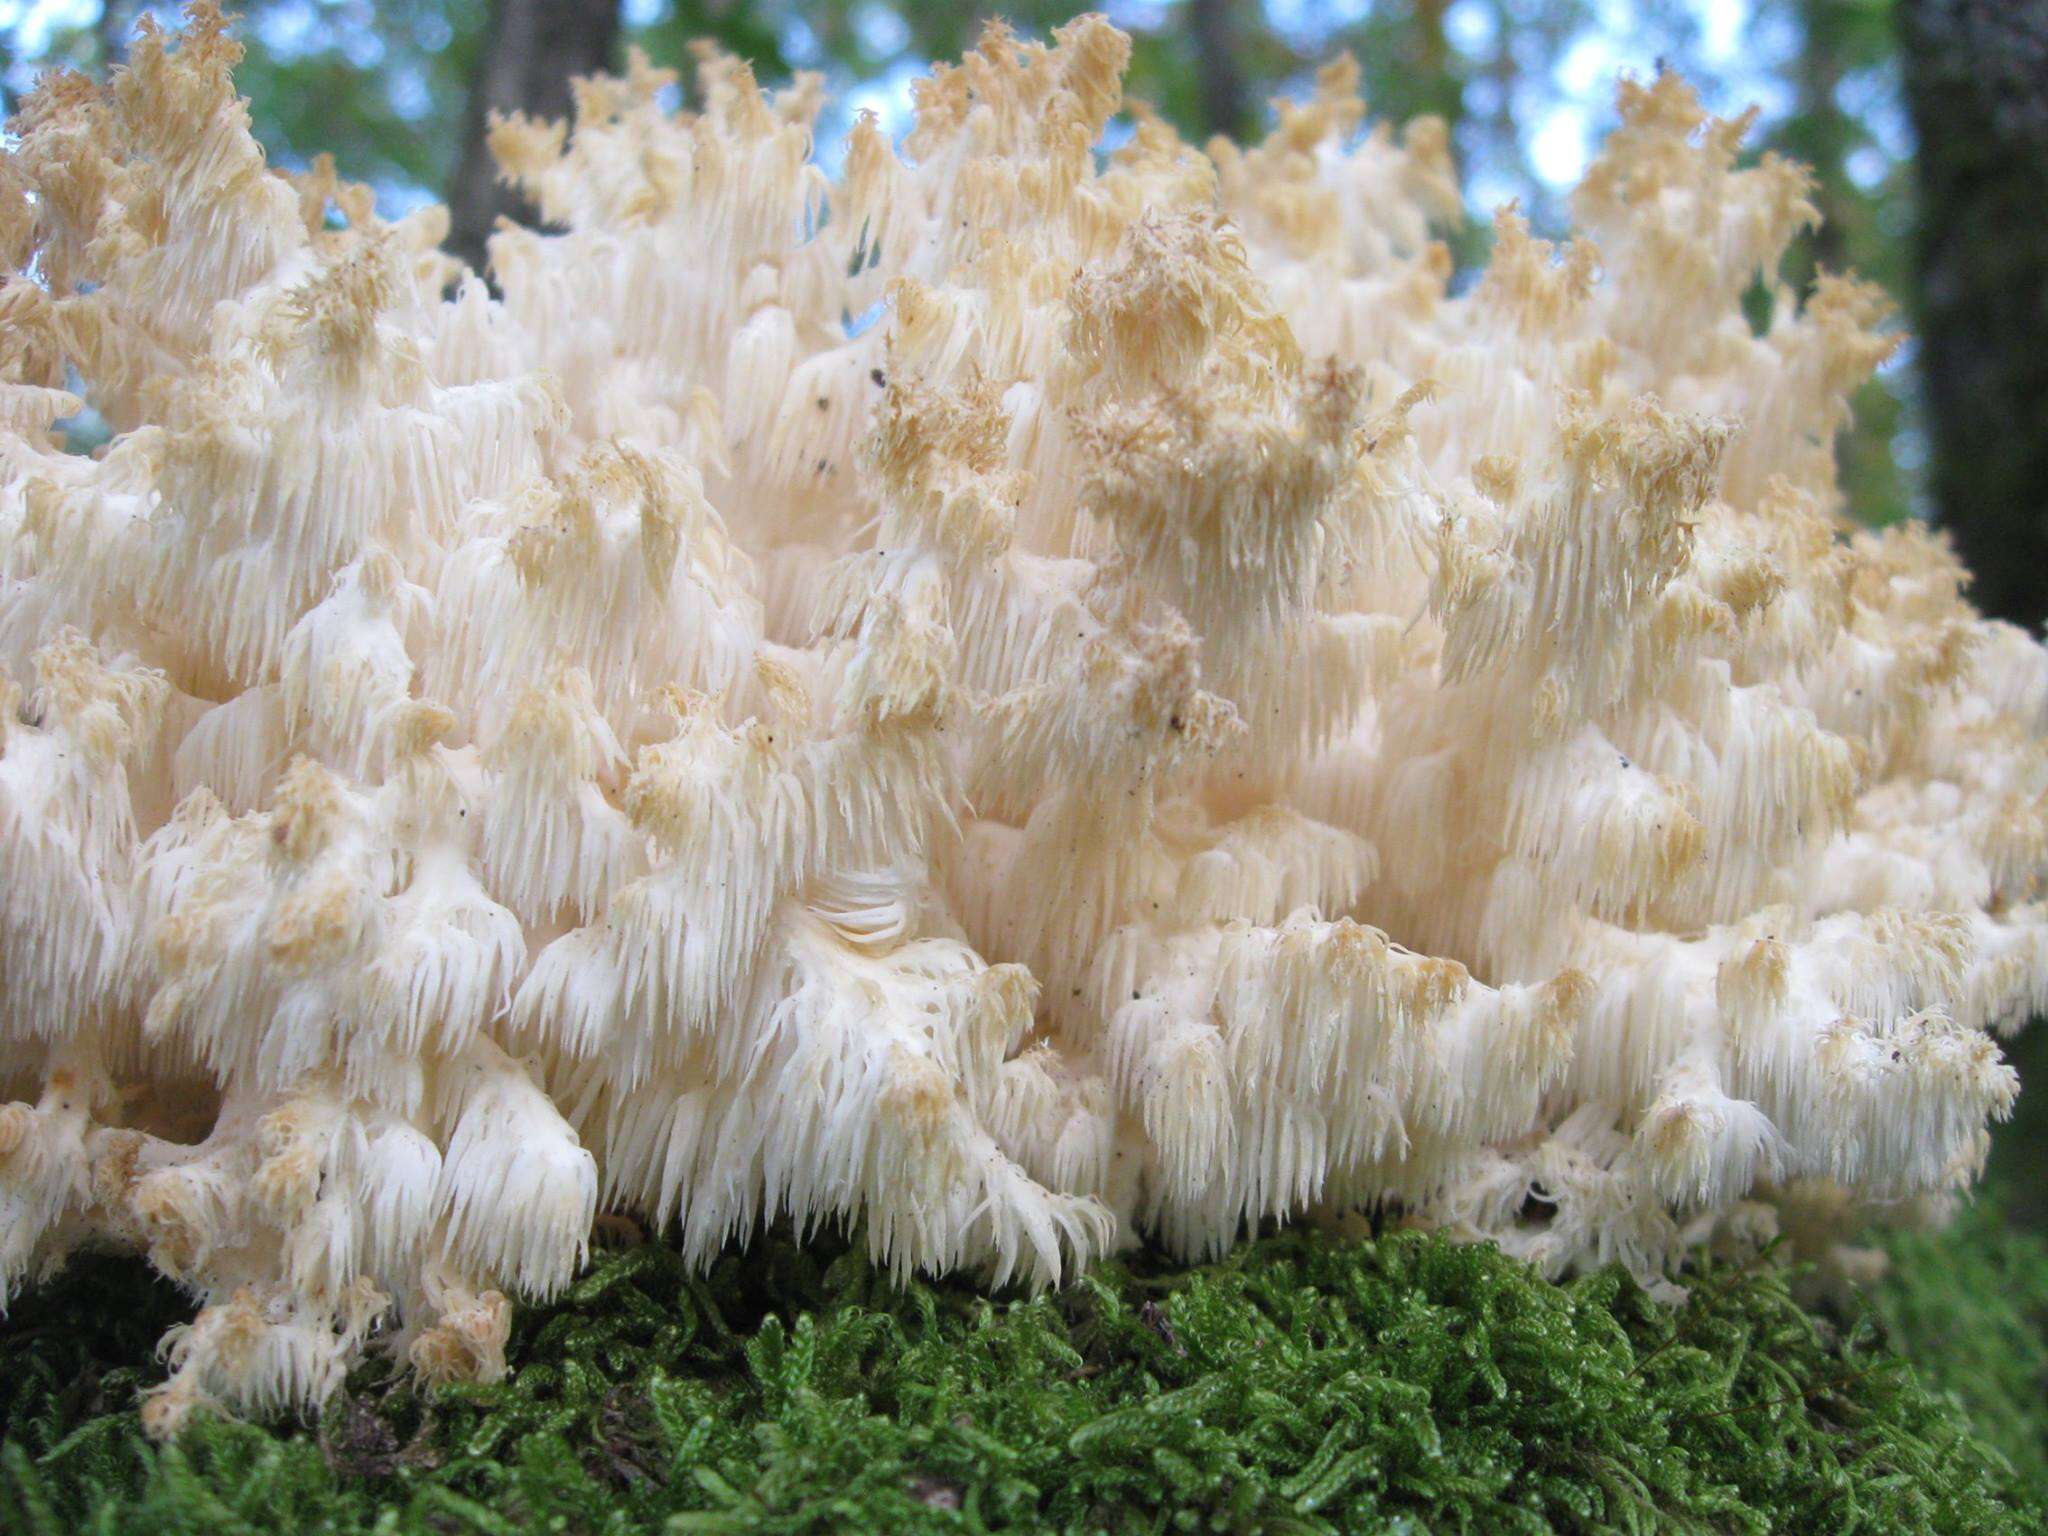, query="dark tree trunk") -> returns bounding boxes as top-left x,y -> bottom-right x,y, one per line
1792,0 -> 1850,281
1903,0 -> 2048,1232
98,0 -> 131,67
446,0 -> 623,277
1188,0 -> 1250,141
1411,0 -> 1462,133
1898,0 -> 2048,632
